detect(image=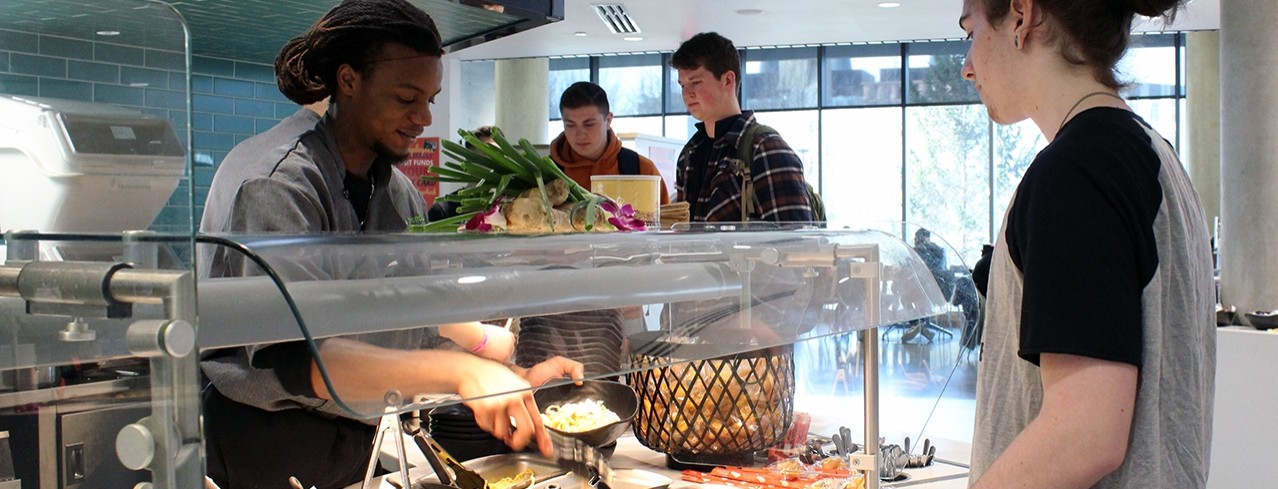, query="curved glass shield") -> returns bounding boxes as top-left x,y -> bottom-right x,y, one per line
793,224 -> 981,472
195,228 -> 953,422
0,1 -> 196,488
